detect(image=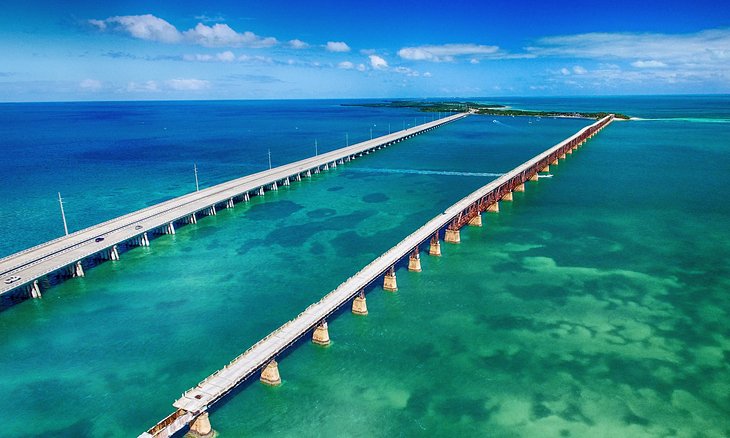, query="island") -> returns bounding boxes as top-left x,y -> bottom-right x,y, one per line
342,100 -> 631,120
